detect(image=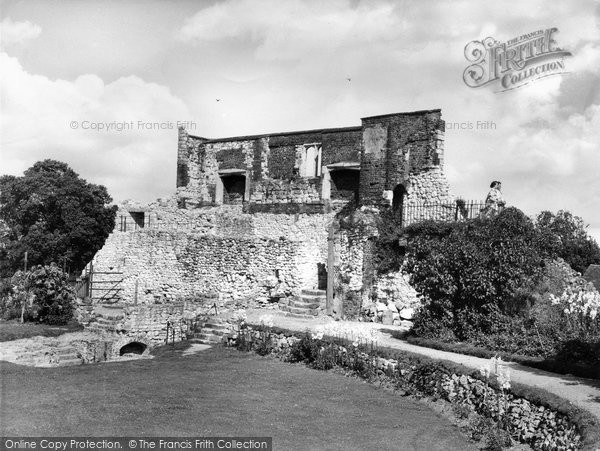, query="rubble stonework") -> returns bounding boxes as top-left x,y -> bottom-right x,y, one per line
175,109 -> 448,210
93,206 -> 334,305
85,109 -> 450,331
